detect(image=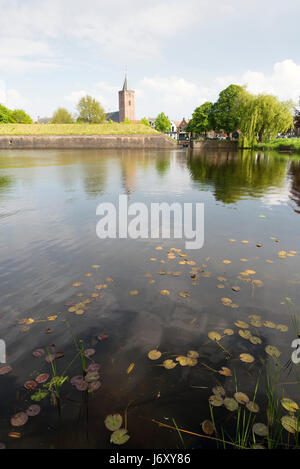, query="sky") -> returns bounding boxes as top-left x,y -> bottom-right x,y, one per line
0,0 -> 300,121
